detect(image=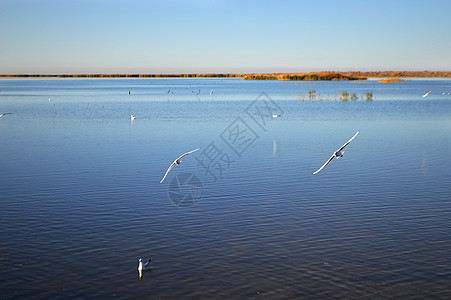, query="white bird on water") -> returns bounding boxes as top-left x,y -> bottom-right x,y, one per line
0,113 -> 13,118
313,131 -> 359,175
131,115 -> 136,121
138,258 -> 151,271
422,91 -> 431,97
138,258 -> 151,279
272,114 -> 281,118
160,148 -> 200,183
